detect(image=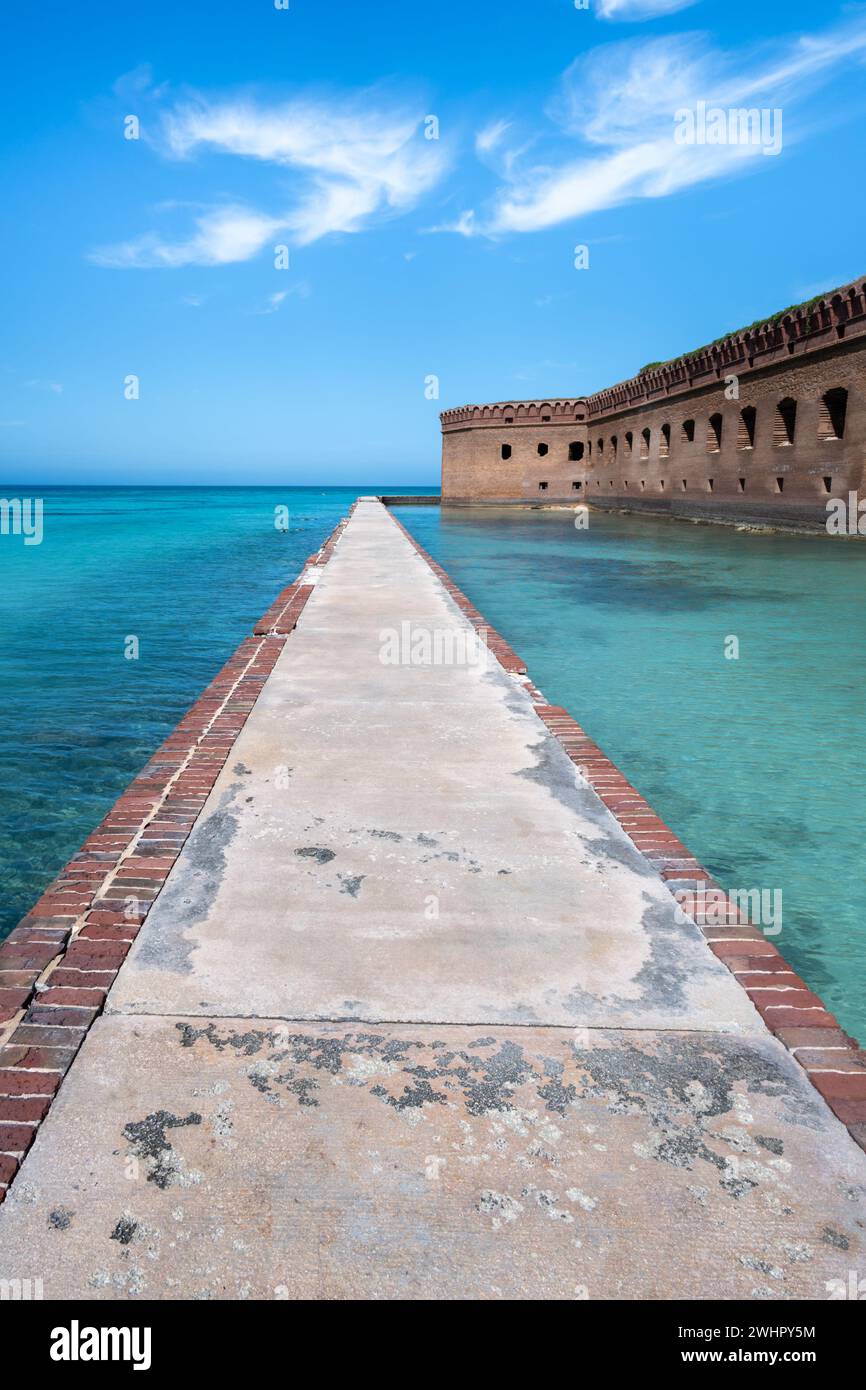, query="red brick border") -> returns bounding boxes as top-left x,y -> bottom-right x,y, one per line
388,509 -> 866,1155
0,510 -> 352,1203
